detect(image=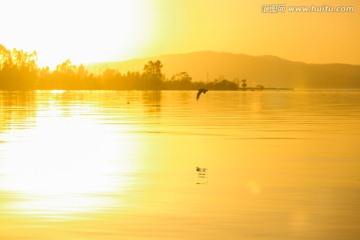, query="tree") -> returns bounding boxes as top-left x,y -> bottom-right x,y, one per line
52,59 -> 78,89
0,44 -> 12,69
241,79 -> 247,89
0,45 -> 38,89
102,68 -> 121,89
168,71 -> 192,89
142,60 -> 163,89
38,66 -> 52,89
